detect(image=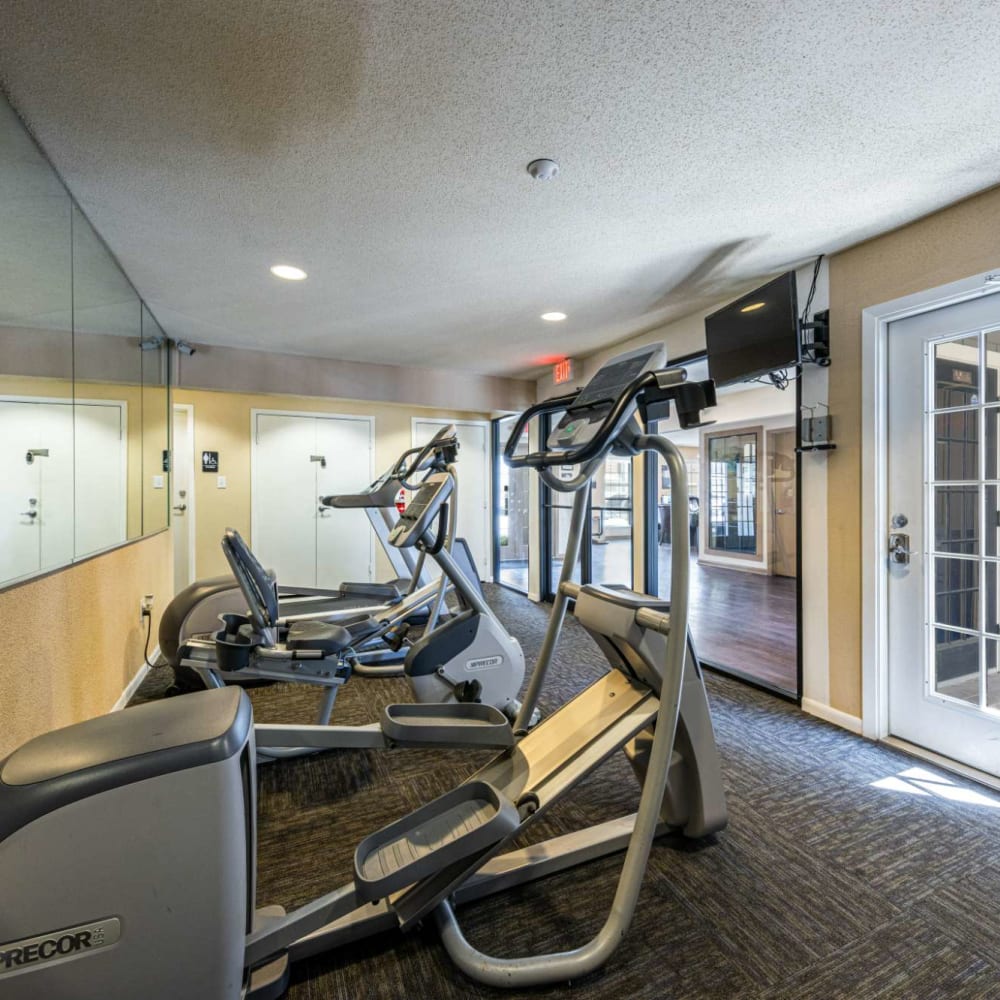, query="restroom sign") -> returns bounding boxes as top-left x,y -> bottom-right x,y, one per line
201,450 -> 219,473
